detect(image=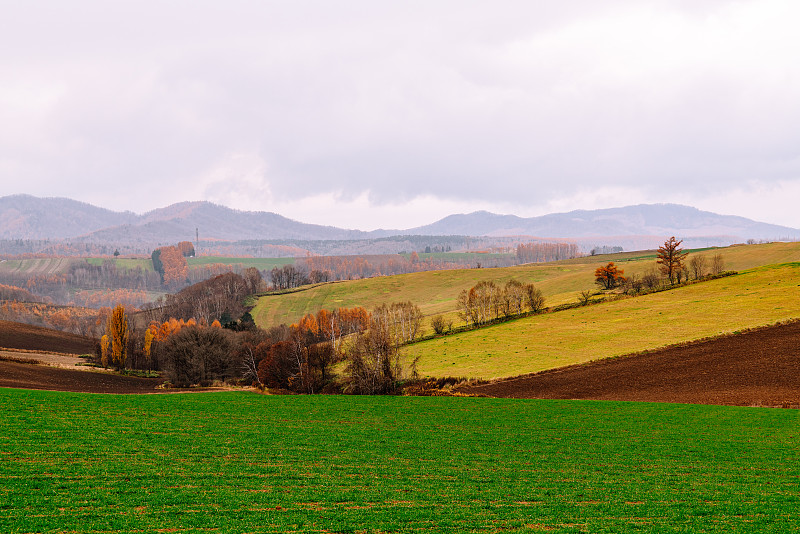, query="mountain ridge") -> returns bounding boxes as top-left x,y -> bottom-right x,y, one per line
1,195 -> 797,248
